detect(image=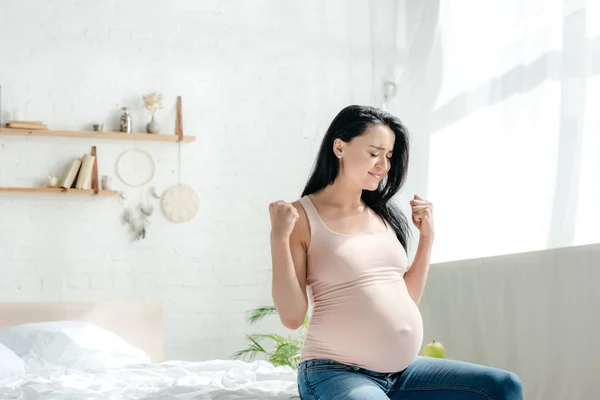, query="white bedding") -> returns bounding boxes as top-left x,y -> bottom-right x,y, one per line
0,359 -> 300,399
